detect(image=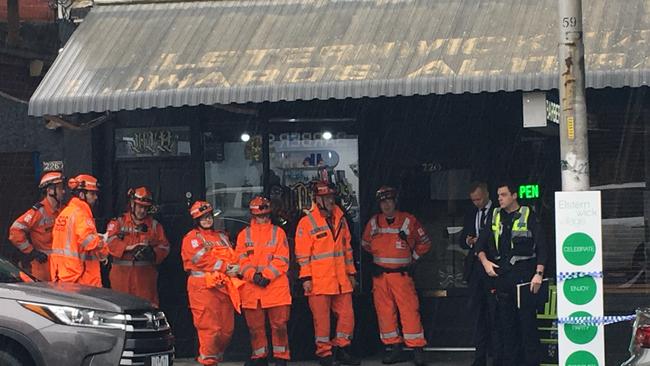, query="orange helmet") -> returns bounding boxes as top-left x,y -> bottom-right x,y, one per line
39,171 -> 64,189
68,174 -> 100,192
313,181 -> 336,197
190,200 -> 213,219
128,186 -> 153,206
249,196 -> 272,216
376,186 -> 397,201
